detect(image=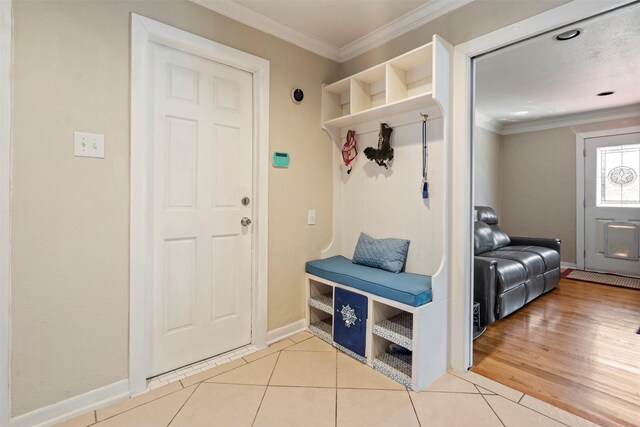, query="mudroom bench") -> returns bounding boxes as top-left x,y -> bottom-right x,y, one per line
304,255 -> 435,390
